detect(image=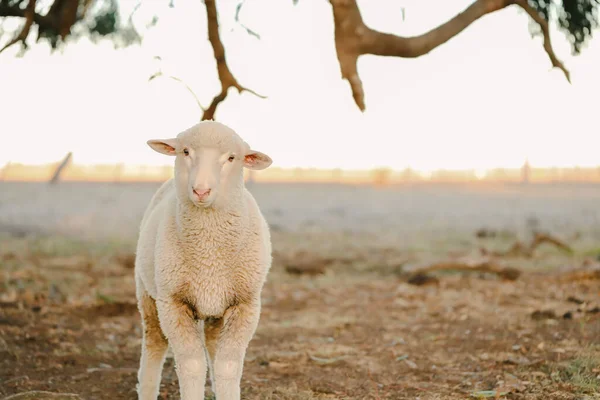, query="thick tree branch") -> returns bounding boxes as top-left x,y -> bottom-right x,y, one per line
329,0 -> 569,112
202,0 -> 264,121
57,0 -> 79,39
365,0 -> 512,58
0,0 -> 36,54
0,0 -> 86,51
515,0 -> 570,82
